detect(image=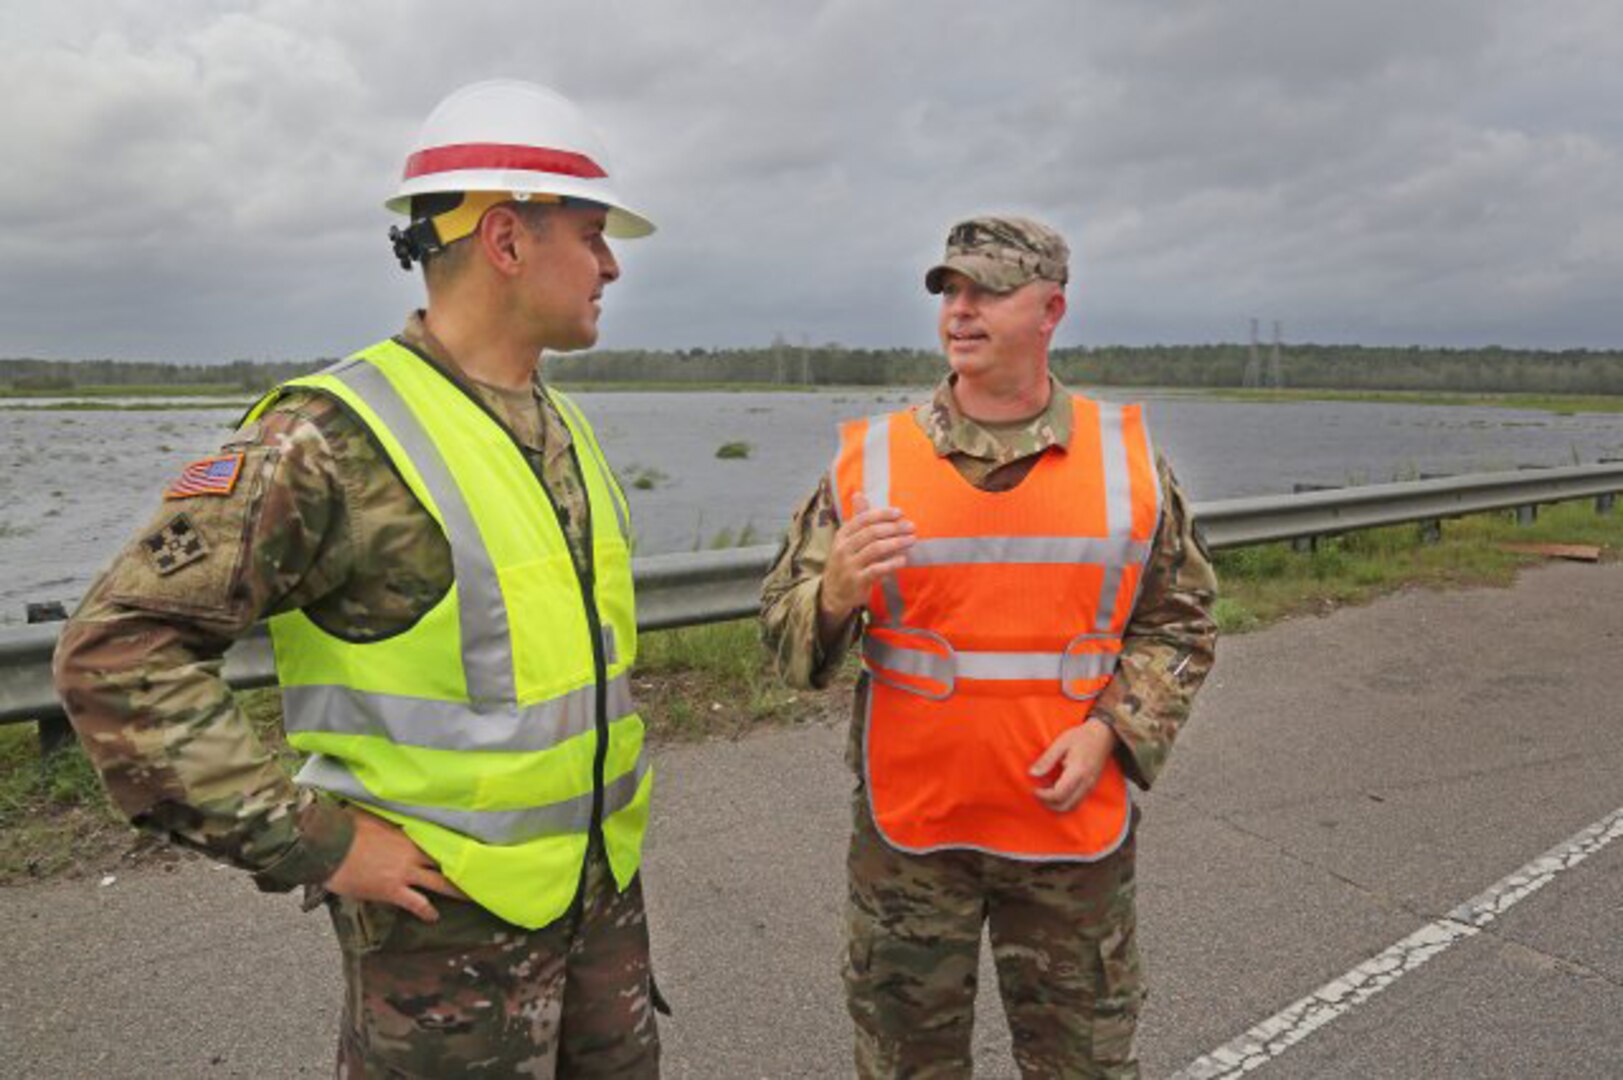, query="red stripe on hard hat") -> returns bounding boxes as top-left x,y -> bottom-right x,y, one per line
403,142 -> 607,180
